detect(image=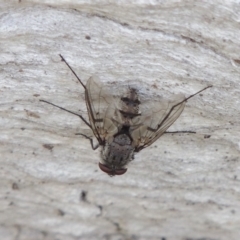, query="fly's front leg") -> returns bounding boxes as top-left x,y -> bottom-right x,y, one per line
75,133 -> 99,150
